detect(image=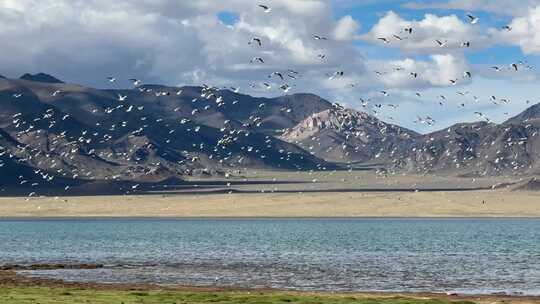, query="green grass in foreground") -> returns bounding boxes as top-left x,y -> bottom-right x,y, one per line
0,287 -> 477,304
